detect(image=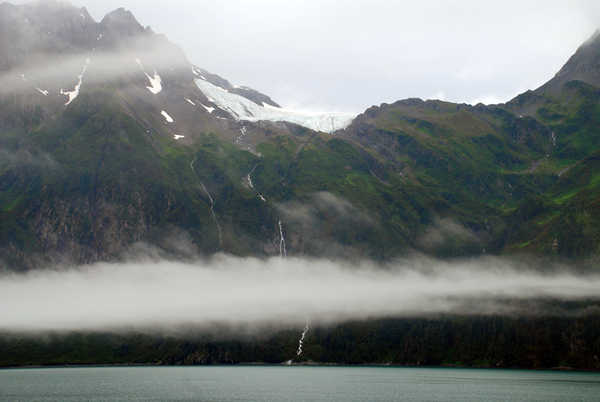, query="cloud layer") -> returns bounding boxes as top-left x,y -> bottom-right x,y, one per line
1,255 -> 599,332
